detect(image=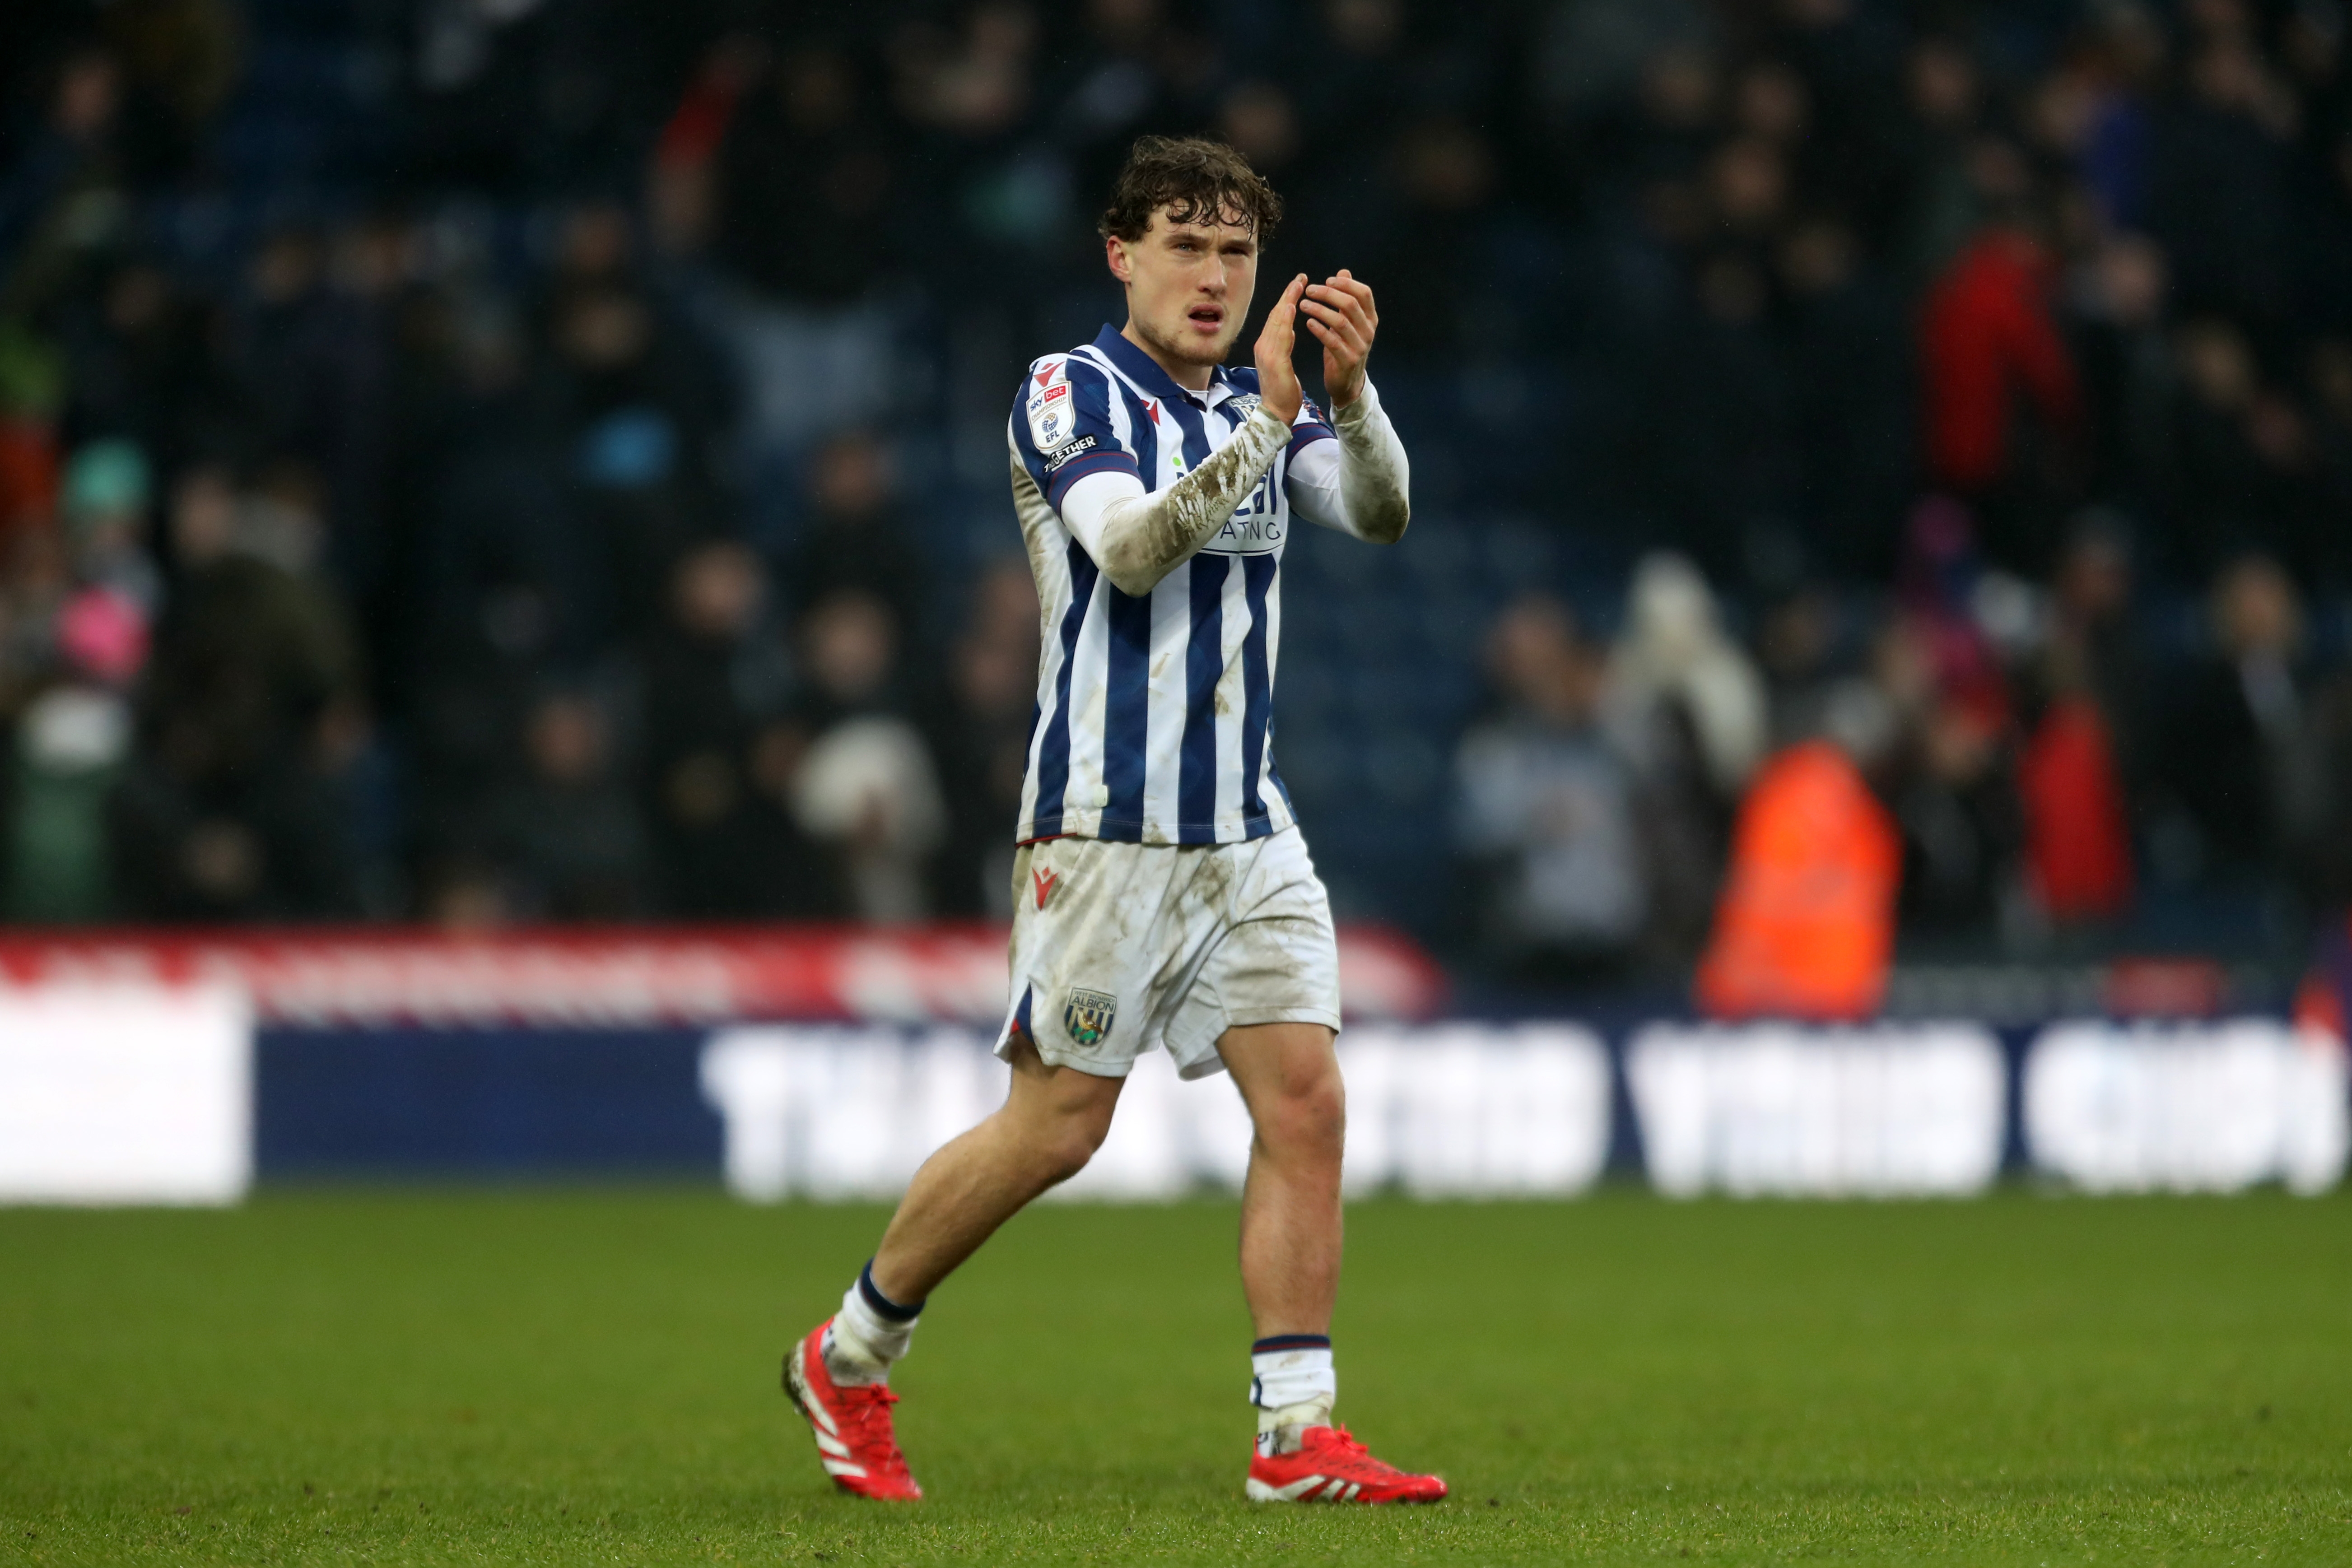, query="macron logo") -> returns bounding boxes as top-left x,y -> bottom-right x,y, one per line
1033,867 -> 1060,910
